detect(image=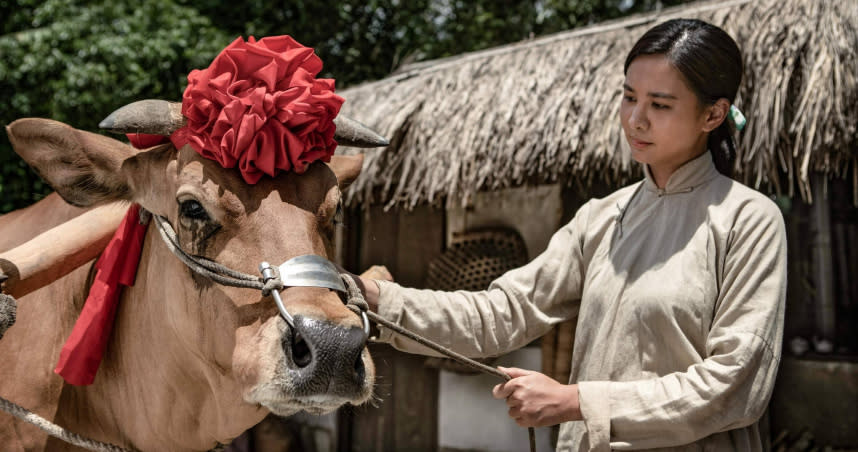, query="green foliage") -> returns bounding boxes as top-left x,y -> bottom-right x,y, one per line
185,0 -> 442,86
539,0 -> 689,30
0,0 -> 692,213
0,0 -> 230,211
187,0 -> 691,87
